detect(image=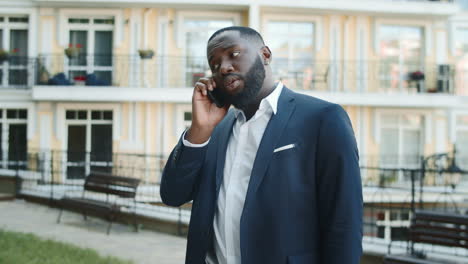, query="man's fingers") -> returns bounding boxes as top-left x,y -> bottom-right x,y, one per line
199,78 -> 214,91
194,82 -> 208,96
